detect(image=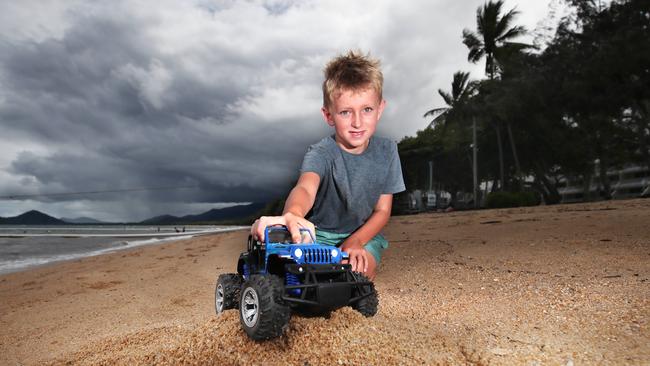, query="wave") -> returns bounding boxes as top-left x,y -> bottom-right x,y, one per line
0,227 -> 247,275
0,226 -> 249,238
